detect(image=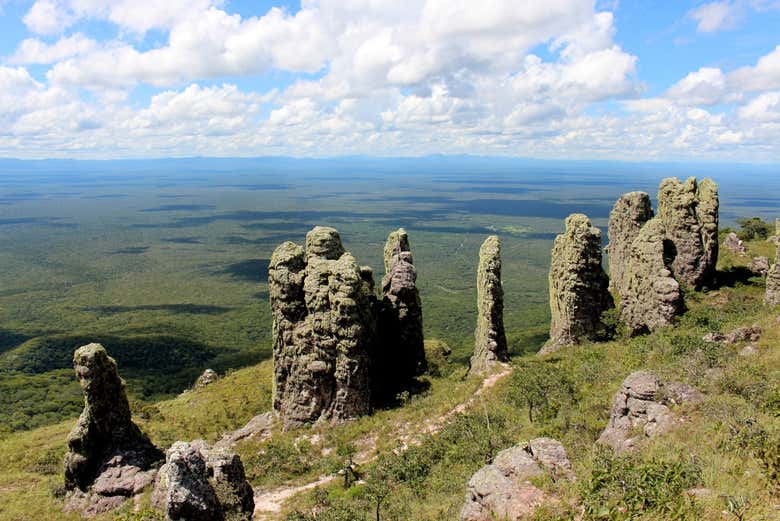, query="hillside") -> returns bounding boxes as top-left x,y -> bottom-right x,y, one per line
0,233 -> 778,520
